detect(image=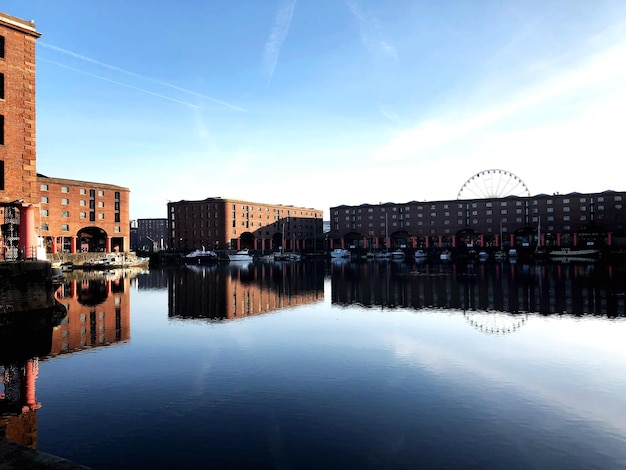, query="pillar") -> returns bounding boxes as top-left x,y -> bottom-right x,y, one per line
106,236 -> 112,253
557,233 -> 561,246
608,232 -> 612,246
452,236 -> 456,248
510,234 -> 514,246
50,236 -> 57,255
425,237 -> 429,248
363,237 -> 367,249
480,235 -> 484,247
18,204 -> 38,259
438,235 -> 442,248
70,236 -> 77,254
573,233 -> 578,246
495,234 -> 499,248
